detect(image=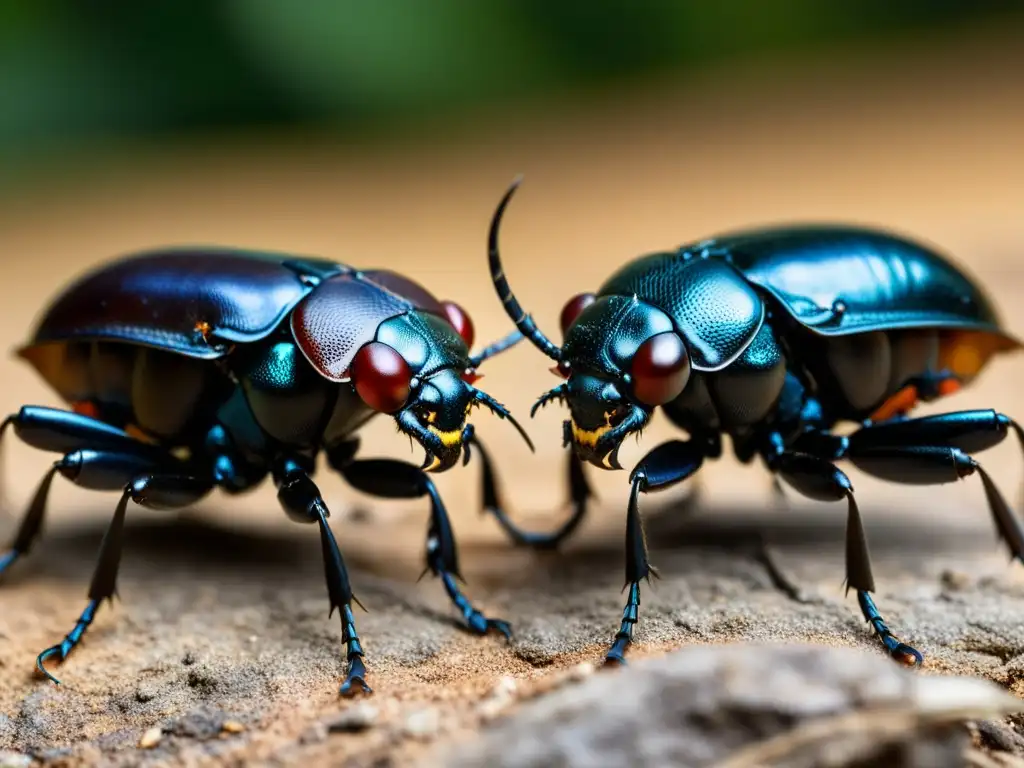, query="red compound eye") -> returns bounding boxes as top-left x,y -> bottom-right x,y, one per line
559,293 -> 596,337
441,300 -> 475,348
630,333 -> 690,406
351,341 -> 413,413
